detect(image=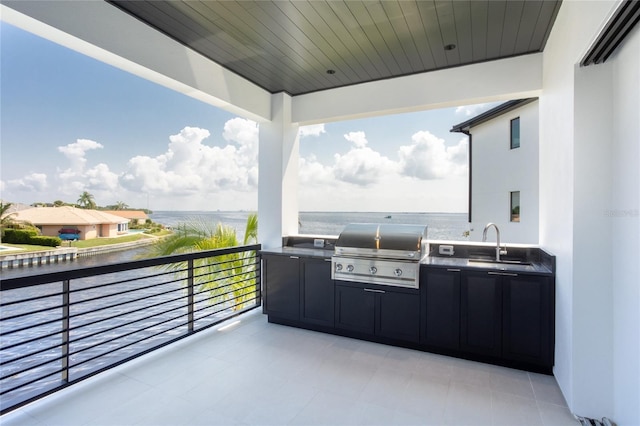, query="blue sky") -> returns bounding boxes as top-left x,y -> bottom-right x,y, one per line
1,21 -> 497,212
